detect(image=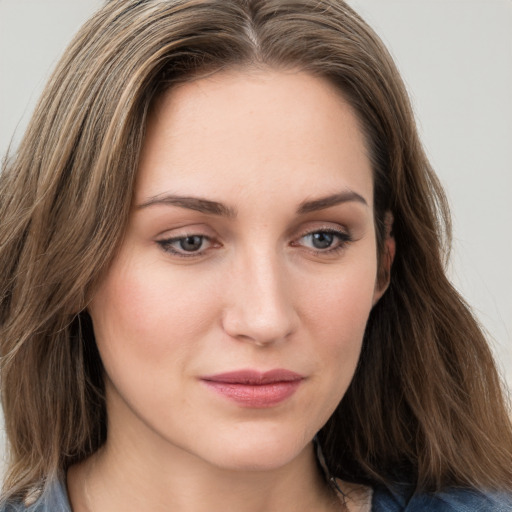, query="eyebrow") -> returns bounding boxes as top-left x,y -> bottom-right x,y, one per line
297,190 -> 368,214
136,189 -> 368,217
136,194 -> 237,218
